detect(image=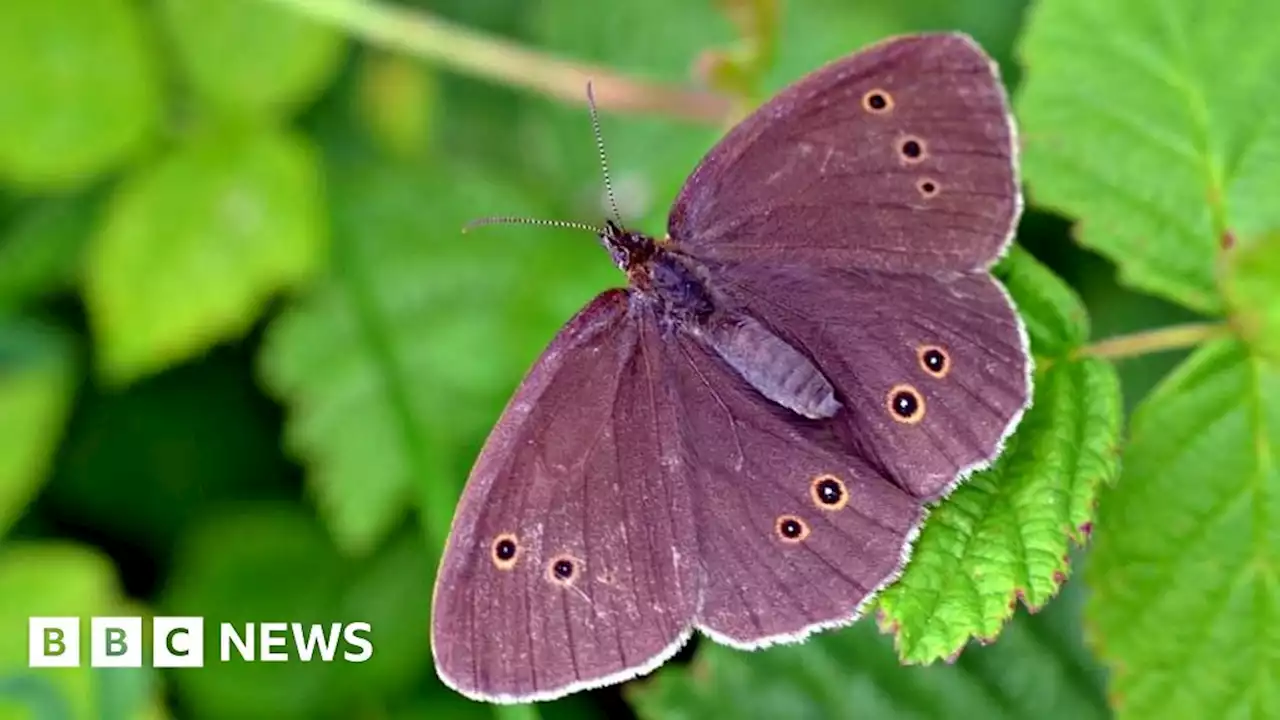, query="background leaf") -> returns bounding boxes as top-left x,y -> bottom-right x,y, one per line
85,127 -> 326,384
159,504 -> 439,719
1016,0 -> 1280,314
354,51 -> 439,161
526,0 -> 730,230
160,0 -> 347,117
44,343 -> 298,556
0,542 -> 165,720
159,505 -> 352,719
0,320 -> 76,537
0,194 -> 97,314
875,248 -> 1123,662
1086,340 -> 1280,718
0,0 -> 159,189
